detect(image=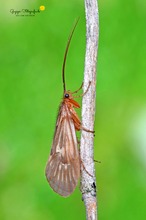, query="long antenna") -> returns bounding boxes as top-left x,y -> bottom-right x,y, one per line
62,18 -> 80,92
